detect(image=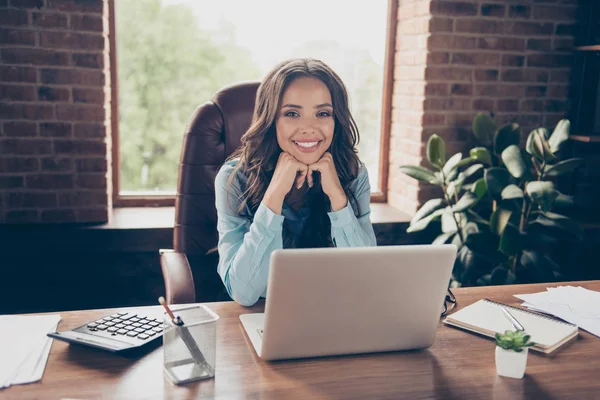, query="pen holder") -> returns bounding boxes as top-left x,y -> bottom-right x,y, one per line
163,305 -> 219,385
